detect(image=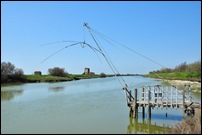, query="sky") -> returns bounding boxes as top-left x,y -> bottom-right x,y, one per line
1,1 -> 201,75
